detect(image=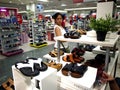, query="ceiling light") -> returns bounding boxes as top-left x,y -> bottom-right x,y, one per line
37,0 -> 49,2
61,3 -> 67,7
9,1 -> 12,3
21,2 -> 24,4
0,9 -> 7,12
